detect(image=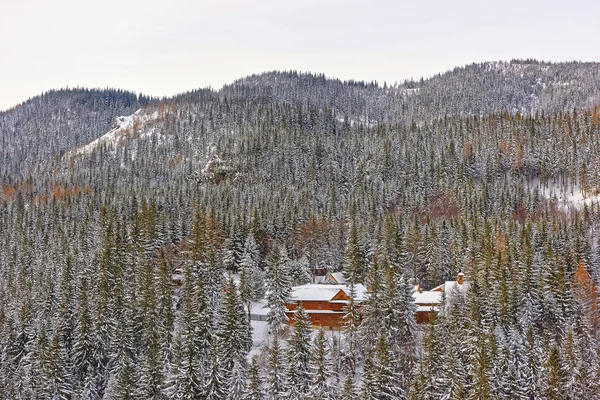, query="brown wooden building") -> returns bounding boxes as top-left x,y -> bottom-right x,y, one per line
416,271 -> 469,324
285,284 -> 367,329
